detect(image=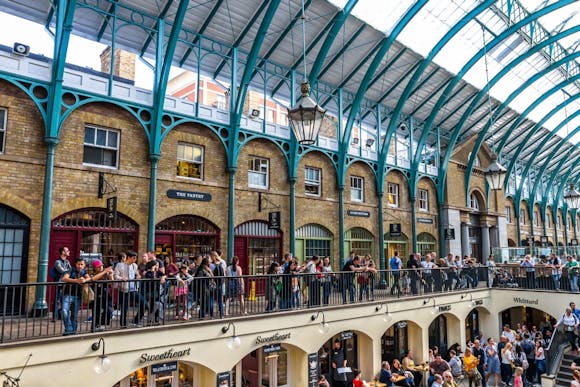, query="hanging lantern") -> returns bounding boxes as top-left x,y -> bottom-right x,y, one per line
484,153 -> 507,190
288,82 -> 326,145
564,184 -> 580,209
